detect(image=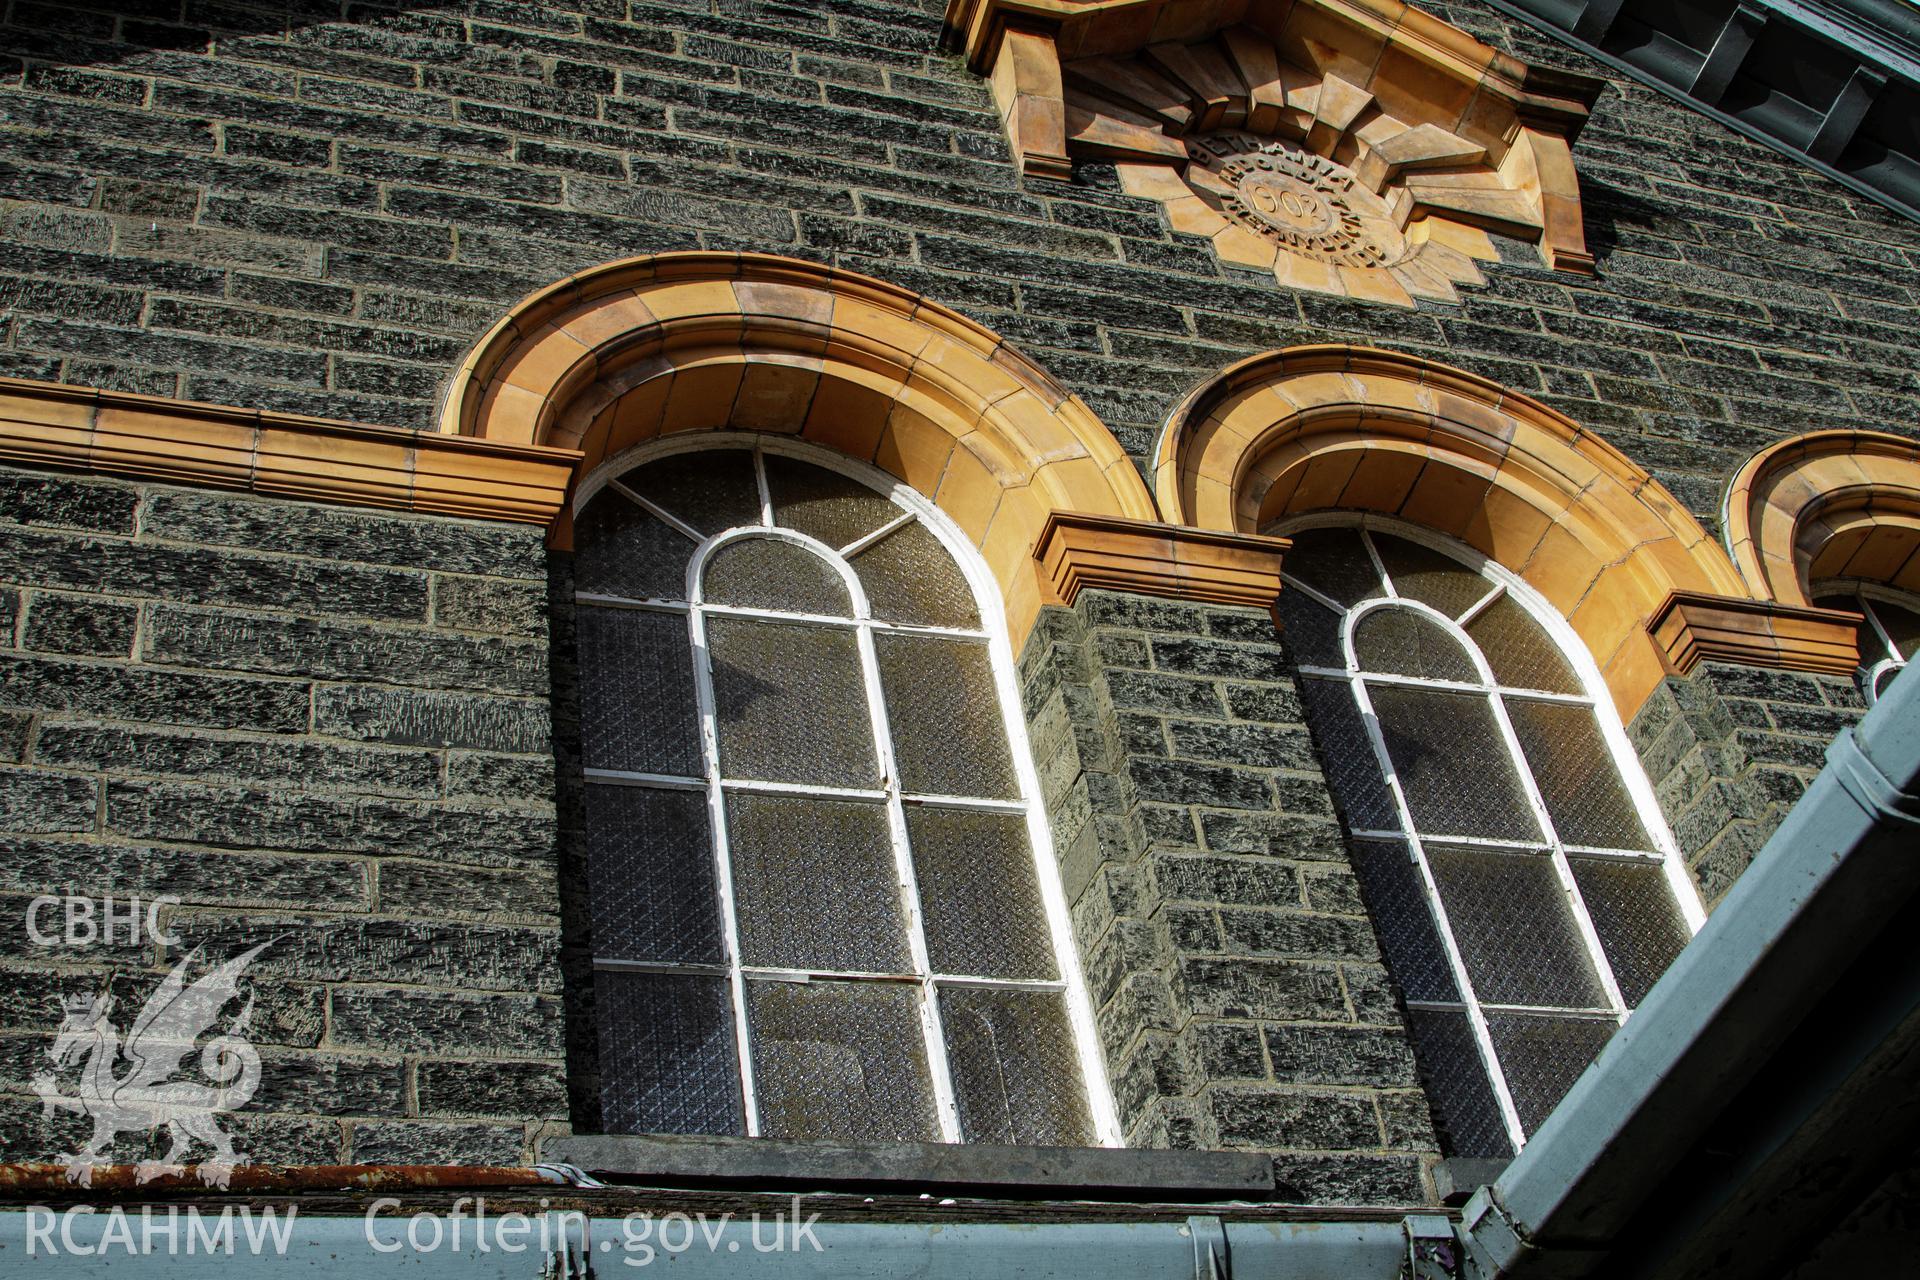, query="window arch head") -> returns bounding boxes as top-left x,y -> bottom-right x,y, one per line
1272,515 -> 1704,1158
568,435 -> 1118,1148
